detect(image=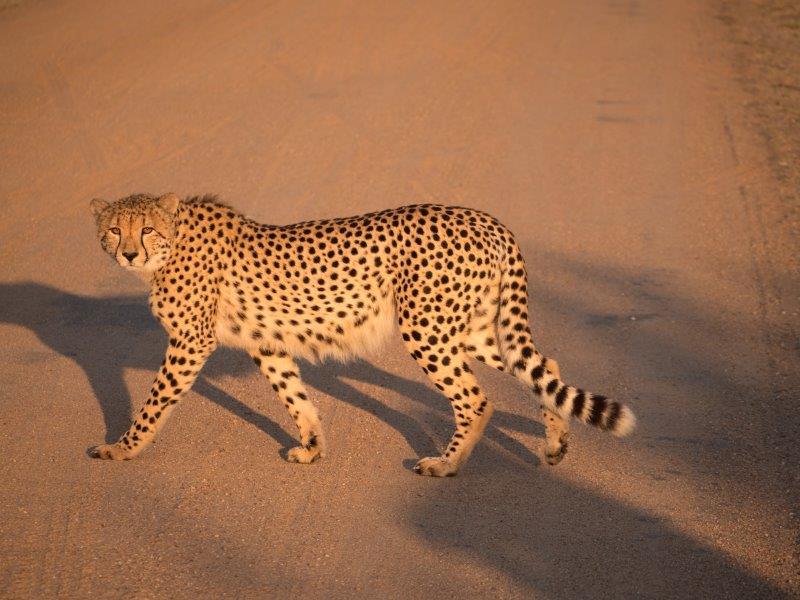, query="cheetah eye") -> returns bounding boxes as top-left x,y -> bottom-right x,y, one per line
109,227 -> 121,235
142,227 -> 154,234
